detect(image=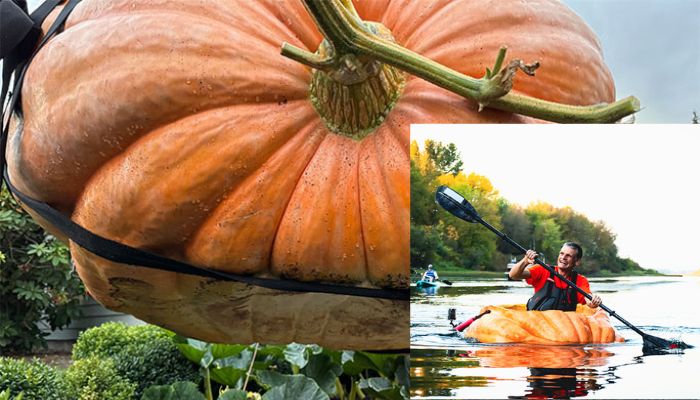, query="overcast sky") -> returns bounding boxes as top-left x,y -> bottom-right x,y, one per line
413,125 -> 700,274
564,0 -> 700,123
